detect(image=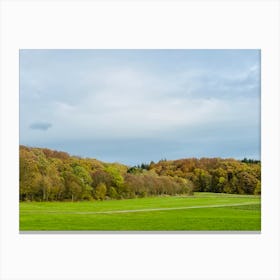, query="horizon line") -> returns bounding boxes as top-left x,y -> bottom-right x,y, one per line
19,144 -> 261,166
